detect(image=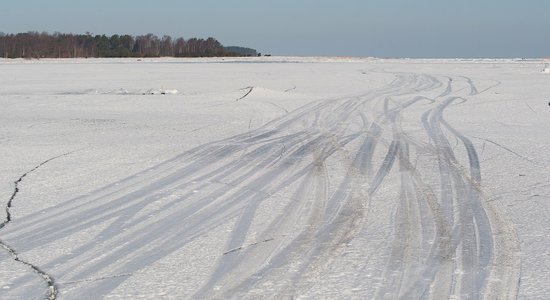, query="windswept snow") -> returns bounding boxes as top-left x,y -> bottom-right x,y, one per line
0,57 -> 549,299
